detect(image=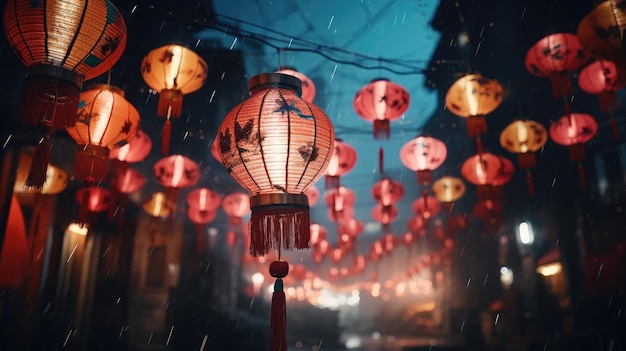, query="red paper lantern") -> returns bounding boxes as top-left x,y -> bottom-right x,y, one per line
153,154 -> 200,189
75,187 -> 111,213
445,73 -> 503,140
549,113 -> 598,188
277,66 -> 316,103
525,33 -> 590,98
412,195 -> 441,220
371,177 -> 404,206
371,203 -> 398,226
327,206 -> 355,223
187,188 -> 221,213
338,218 -> 364,238
400,135 -> 447,185
406,215 -> 426,235
309,224 -> 328,247
461,153 -> 515,201
325,139 -> 357,189
109,167 -> 145,194
187,207 -> 217,225
141,44 -> 208,154
222,192 -> 251,221
353,78 -> 410,139
109,130 -> 152,163
324,186 -> 356,213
